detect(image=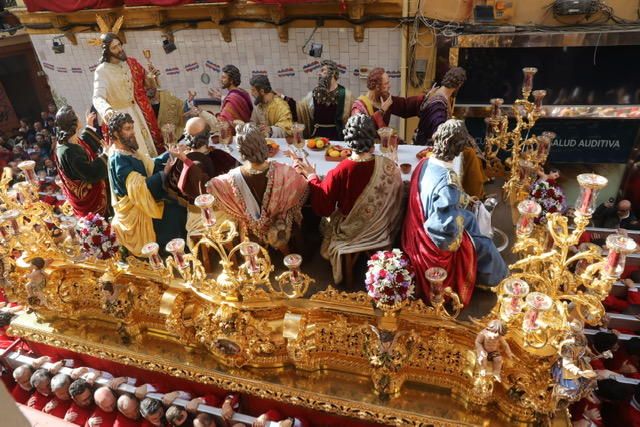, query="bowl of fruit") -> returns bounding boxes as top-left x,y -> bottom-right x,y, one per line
306,137 -> 329,151
266,139 -> 280,157
325,145 -> 352,162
